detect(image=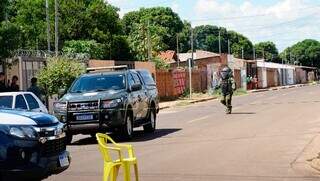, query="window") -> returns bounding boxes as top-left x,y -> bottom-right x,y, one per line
138,70 -> 155,85
25,94 -> 40,110
0,96 -> 13,109
132,73 -> 142,85
128,73 -> 135,87
69,73 -> 126,93
15,95 -> 28,110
